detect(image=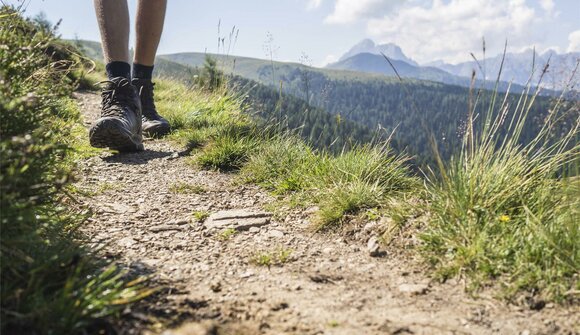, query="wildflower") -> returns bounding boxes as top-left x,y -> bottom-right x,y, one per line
499,215 -> 510,222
